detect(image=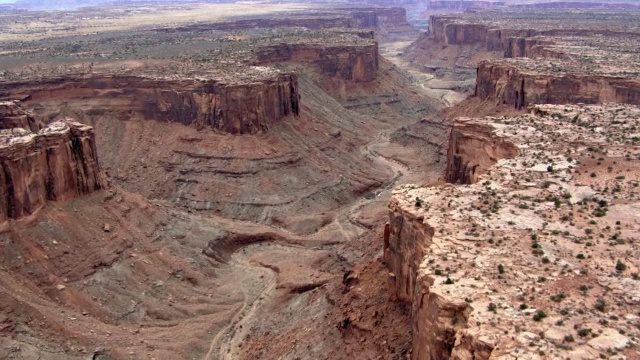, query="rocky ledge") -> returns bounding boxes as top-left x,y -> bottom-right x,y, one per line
386,104 -> 640,359
0,118 -> 103,222
427,12 -> 640,51
476,60 -> 640,109
3,71 -> 300,135
255,43 -> 379,82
